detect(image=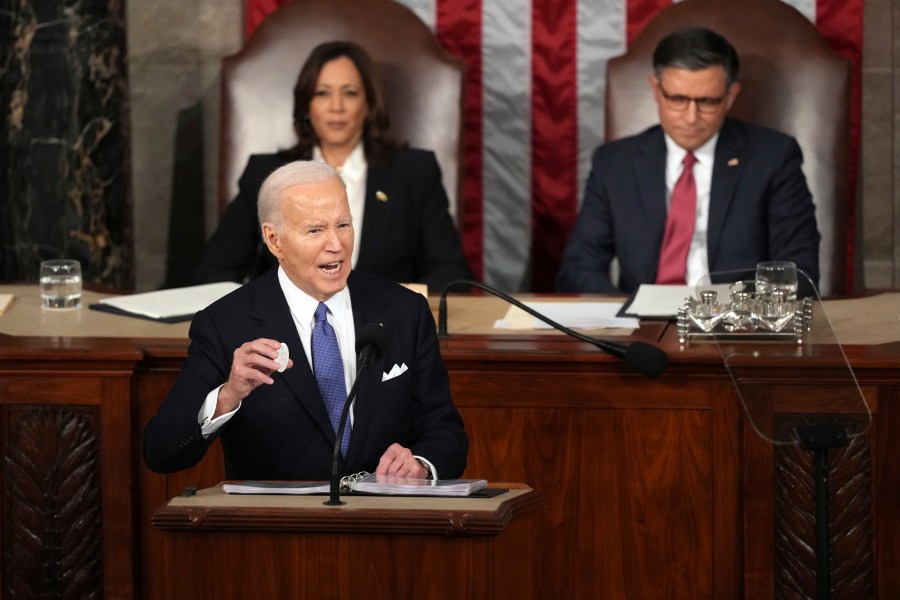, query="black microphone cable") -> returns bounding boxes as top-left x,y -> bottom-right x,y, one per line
438,280 -> 668,378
